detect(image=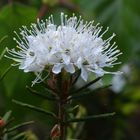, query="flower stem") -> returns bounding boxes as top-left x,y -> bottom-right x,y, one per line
58,74 -> 69,140
59,100 -> 66,140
